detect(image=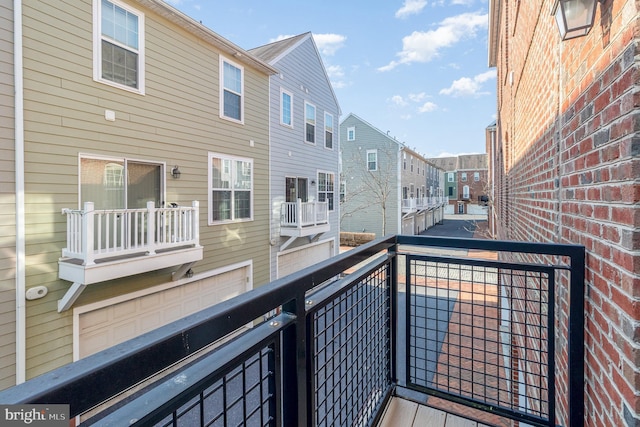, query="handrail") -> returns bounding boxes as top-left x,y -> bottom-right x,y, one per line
280,199 -> 329,229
